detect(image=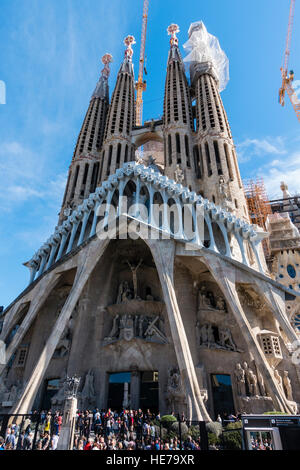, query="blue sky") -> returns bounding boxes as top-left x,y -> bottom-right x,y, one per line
0,0 -> 299,308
